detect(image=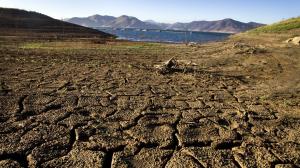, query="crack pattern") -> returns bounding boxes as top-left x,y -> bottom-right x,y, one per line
1,38 -> 299,168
